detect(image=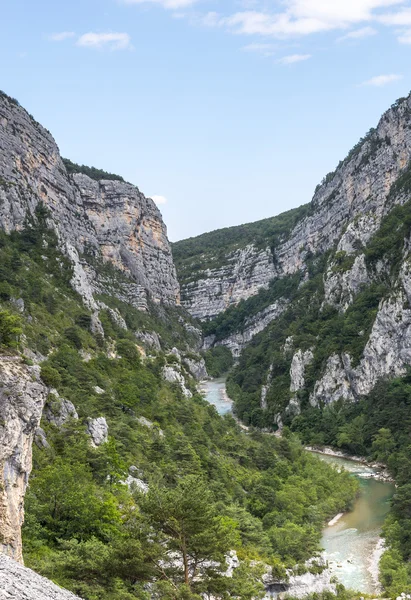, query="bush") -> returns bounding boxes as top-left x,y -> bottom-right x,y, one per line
40,364 -> 62,388
0,309 -> 22,348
